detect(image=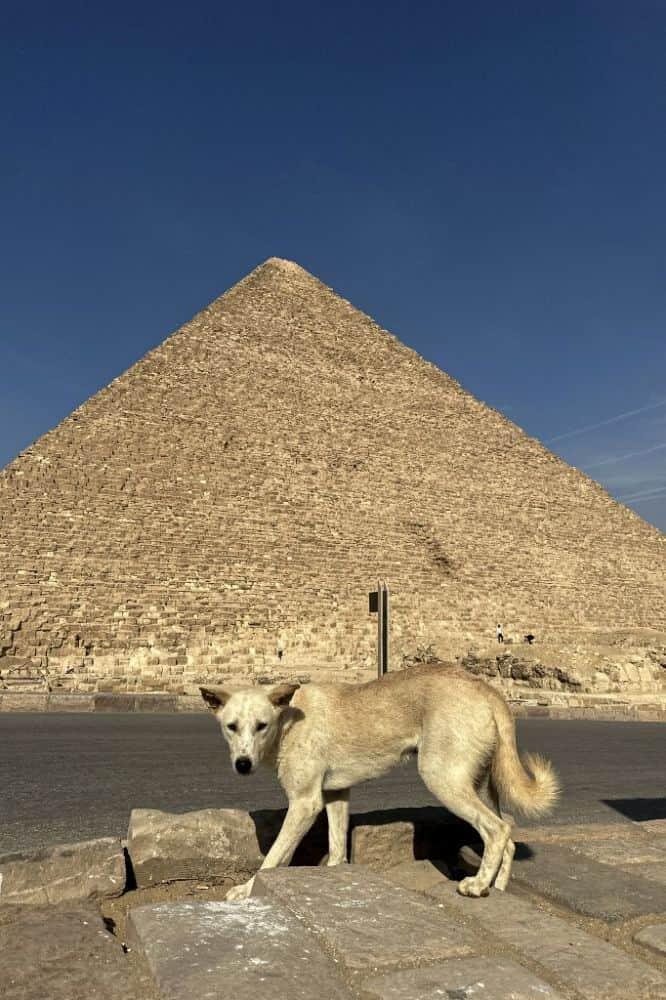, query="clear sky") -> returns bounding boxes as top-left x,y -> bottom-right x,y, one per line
2,1 -> 665,531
